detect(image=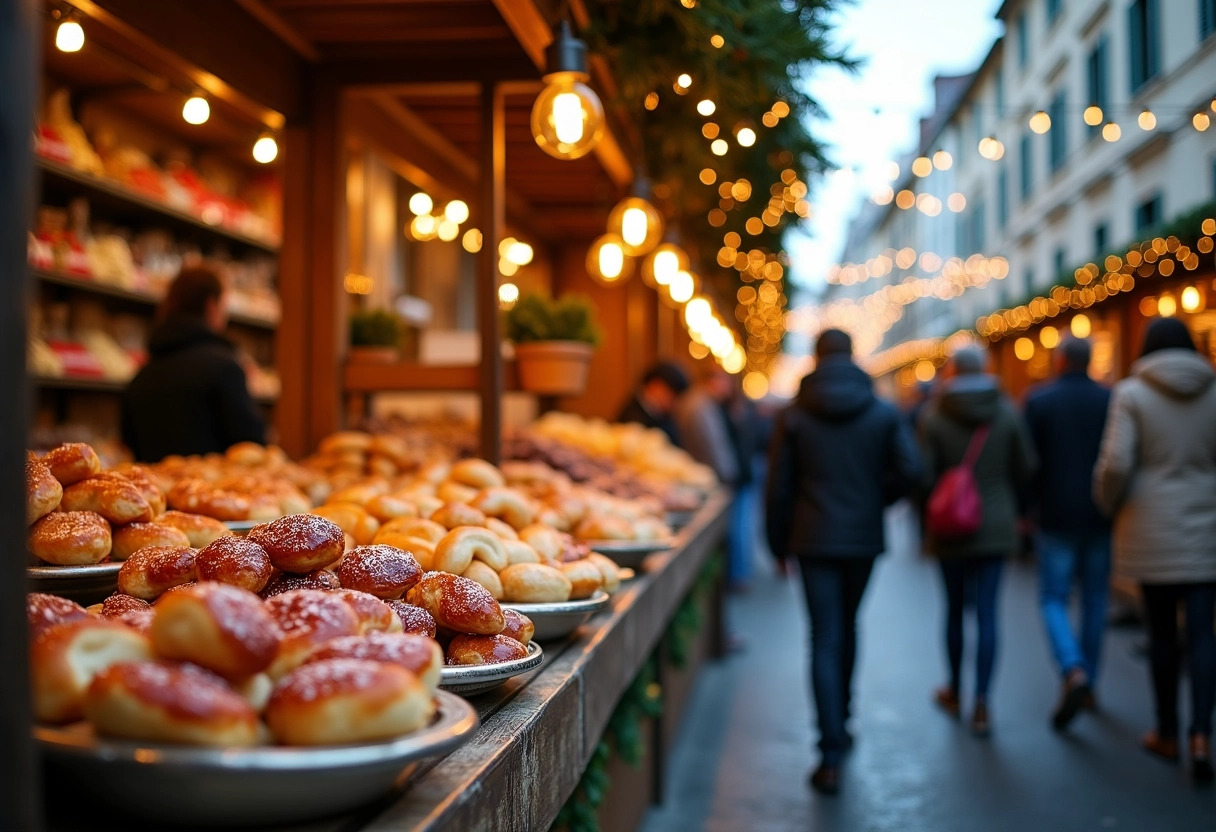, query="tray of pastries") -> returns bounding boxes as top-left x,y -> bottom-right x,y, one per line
502,590 -> 612,642
584,539 -> 673,570
440,640 -> 543,695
